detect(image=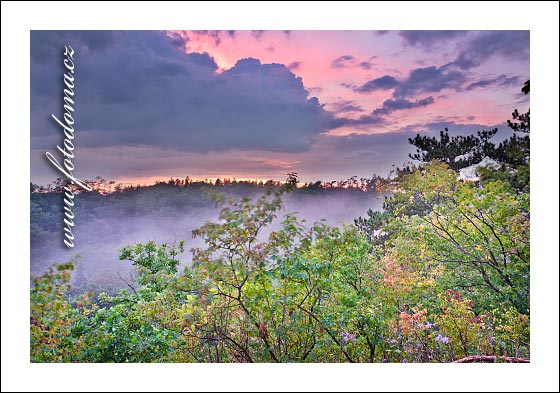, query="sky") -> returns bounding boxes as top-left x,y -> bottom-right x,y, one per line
30,30 -> 530,185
